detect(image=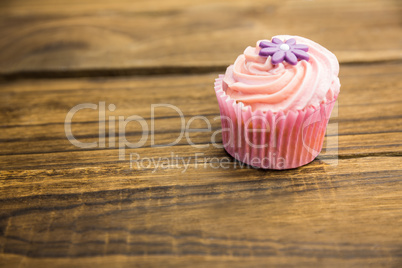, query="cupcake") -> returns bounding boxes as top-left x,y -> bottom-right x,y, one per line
214,35 -> 340,169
